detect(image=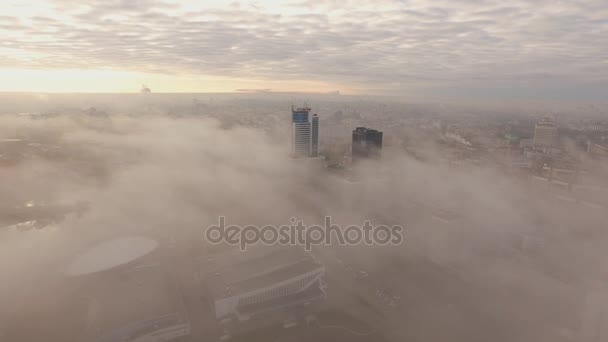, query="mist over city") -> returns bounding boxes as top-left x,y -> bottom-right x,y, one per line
2,0 -> 608,342
0,92 -> 606,341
